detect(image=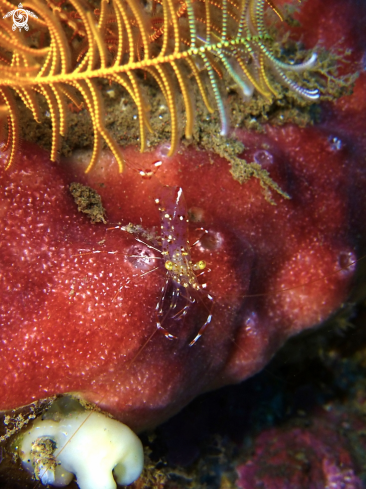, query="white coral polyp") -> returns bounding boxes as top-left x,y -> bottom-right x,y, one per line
19,411 -> 144,489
